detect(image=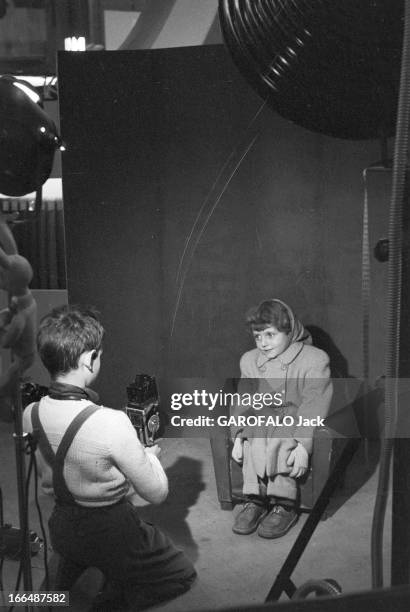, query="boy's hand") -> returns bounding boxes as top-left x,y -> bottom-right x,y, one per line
145,444 -> 161,457
232,437 -> 244,464
287,443 -> 309,478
